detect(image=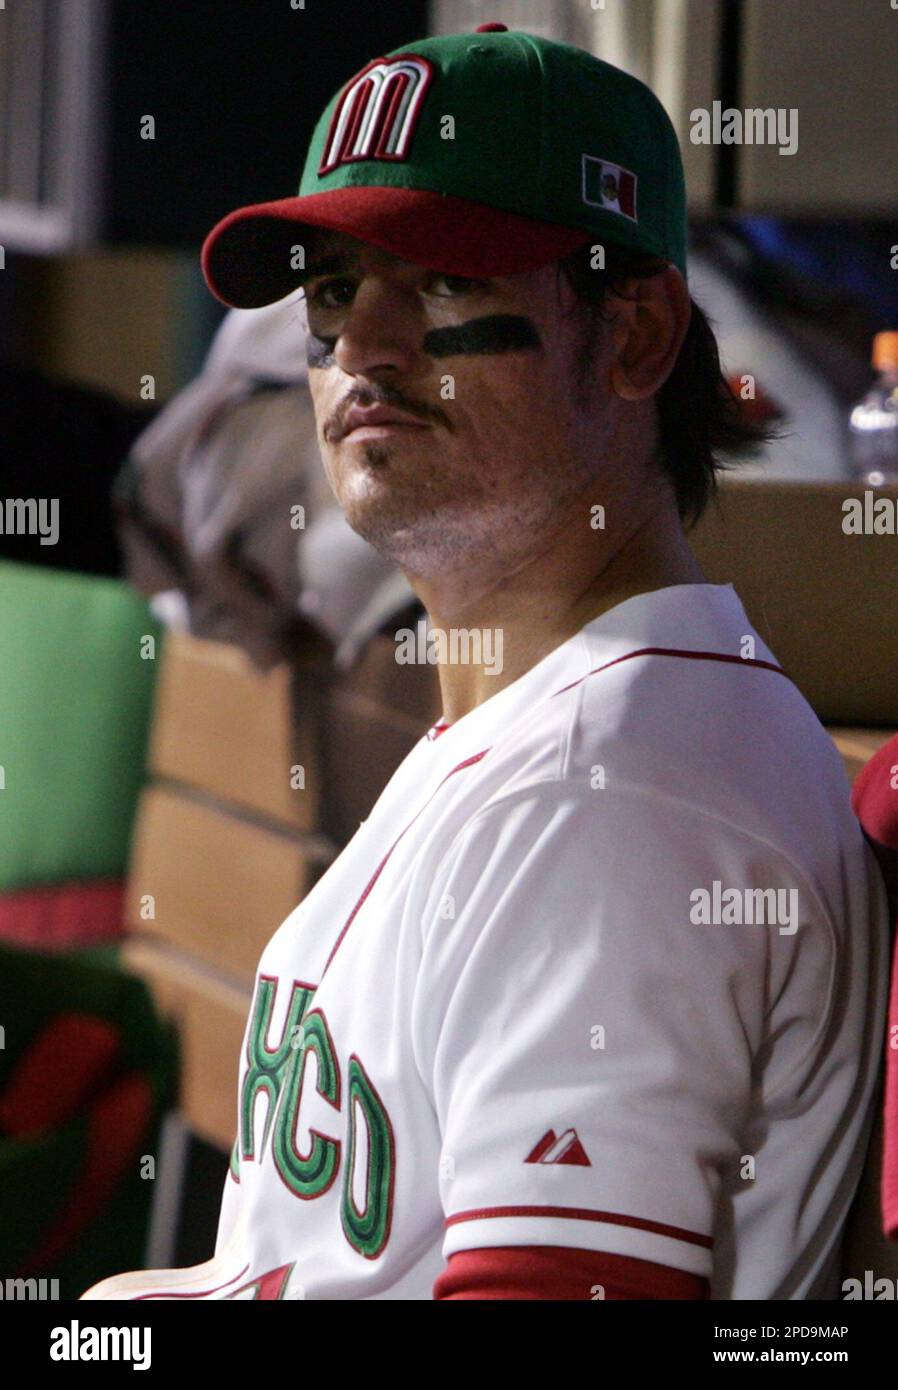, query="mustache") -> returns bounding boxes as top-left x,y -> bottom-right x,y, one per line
324,389 -> 446,443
